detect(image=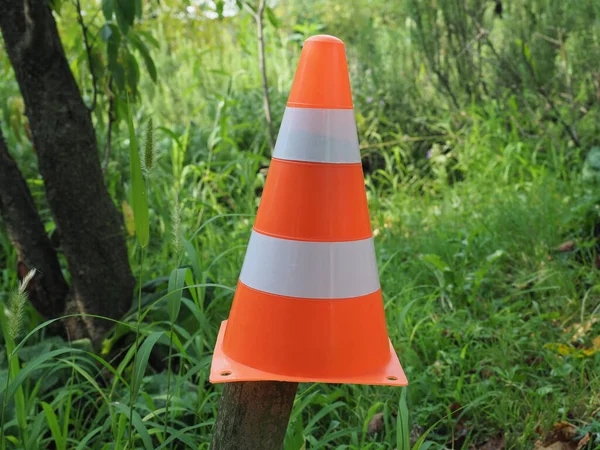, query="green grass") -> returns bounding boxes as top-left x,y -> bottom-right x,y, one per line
1,0 -> 600,448
1,117 -> 598,448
